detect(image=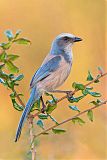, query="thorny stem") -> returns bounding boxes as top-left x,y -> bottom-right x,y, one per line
32,100 -> 107,140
